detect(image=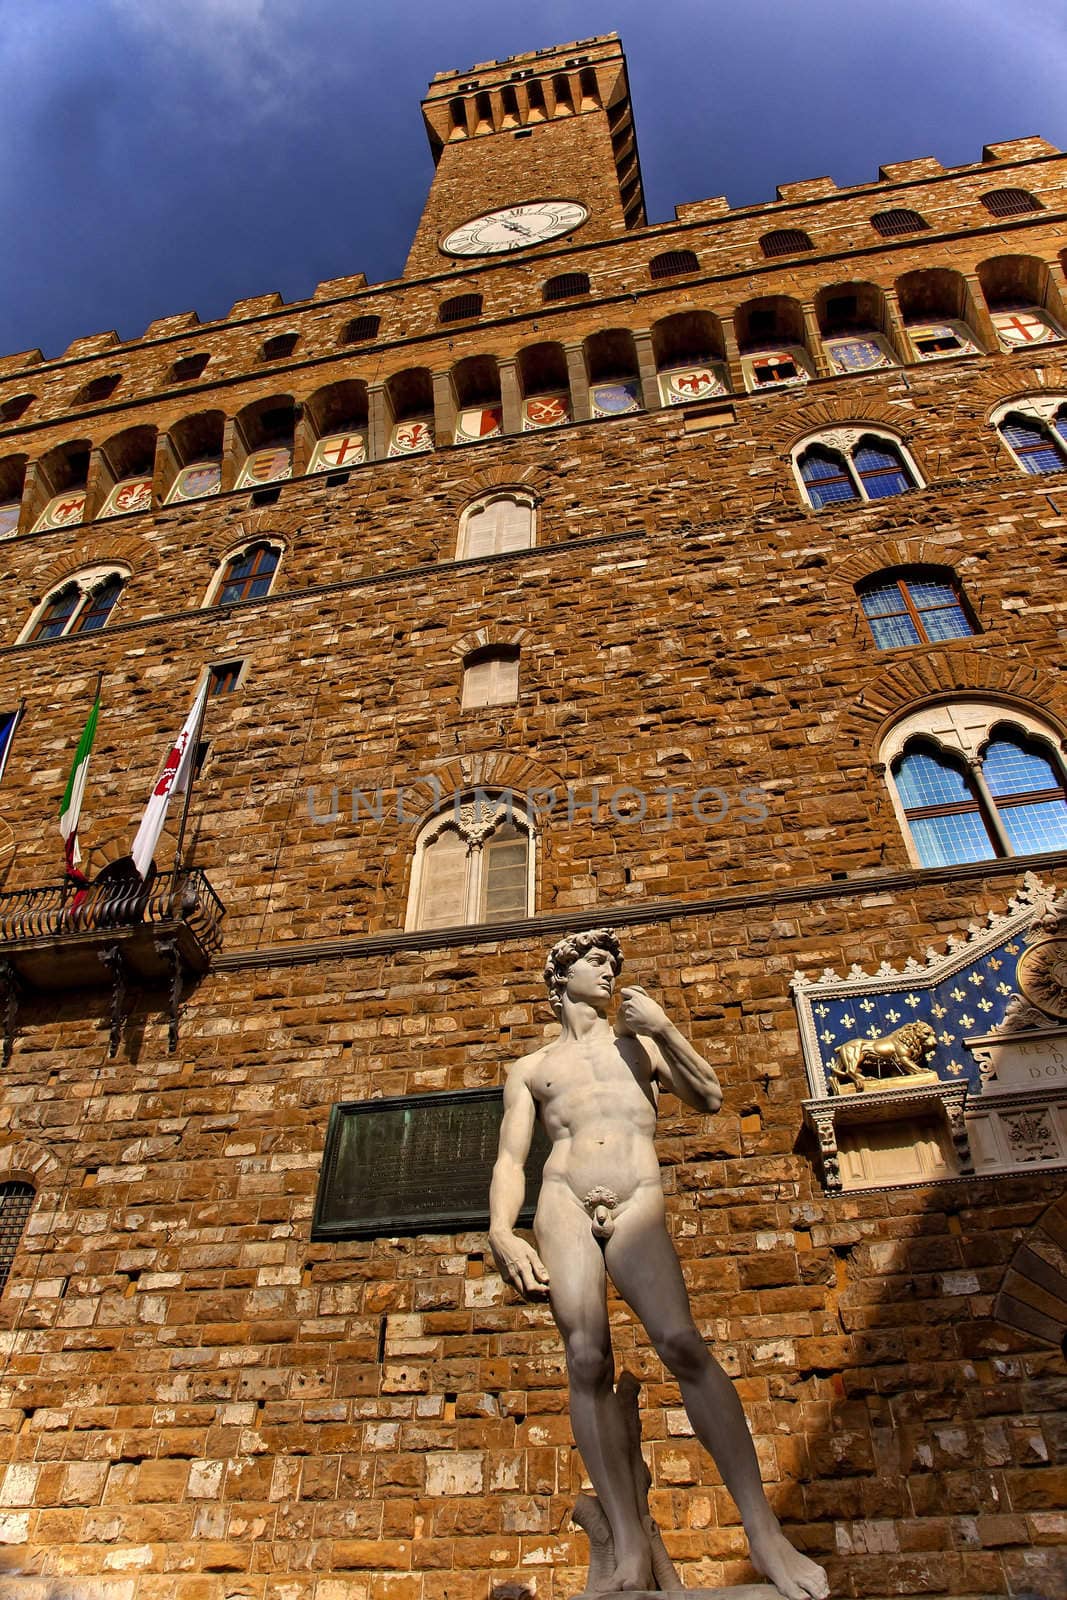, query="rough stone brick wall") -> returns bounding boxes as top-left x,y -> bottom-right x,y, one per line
0,31 -> 1063,1600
